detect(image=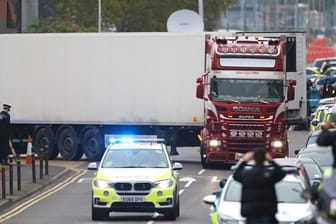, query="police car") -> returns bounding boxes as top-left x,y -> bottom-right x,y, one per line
88,136 -> 183,221
203,165 -> 317,224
